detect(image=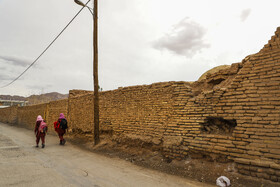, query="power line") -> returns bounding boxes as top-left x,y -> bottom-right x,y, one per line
0,0 -> 91,88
